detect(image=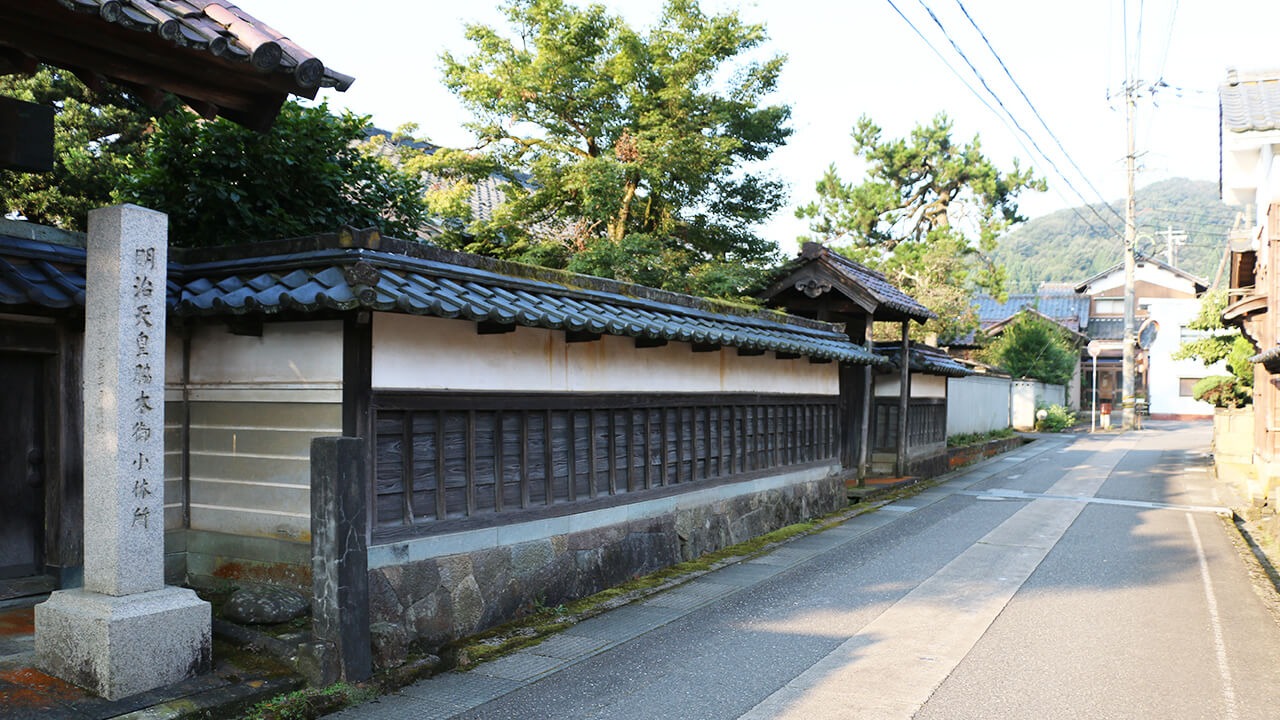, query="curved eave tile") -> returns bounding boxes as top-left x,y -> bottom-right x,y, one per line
171,262 -> 886,366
